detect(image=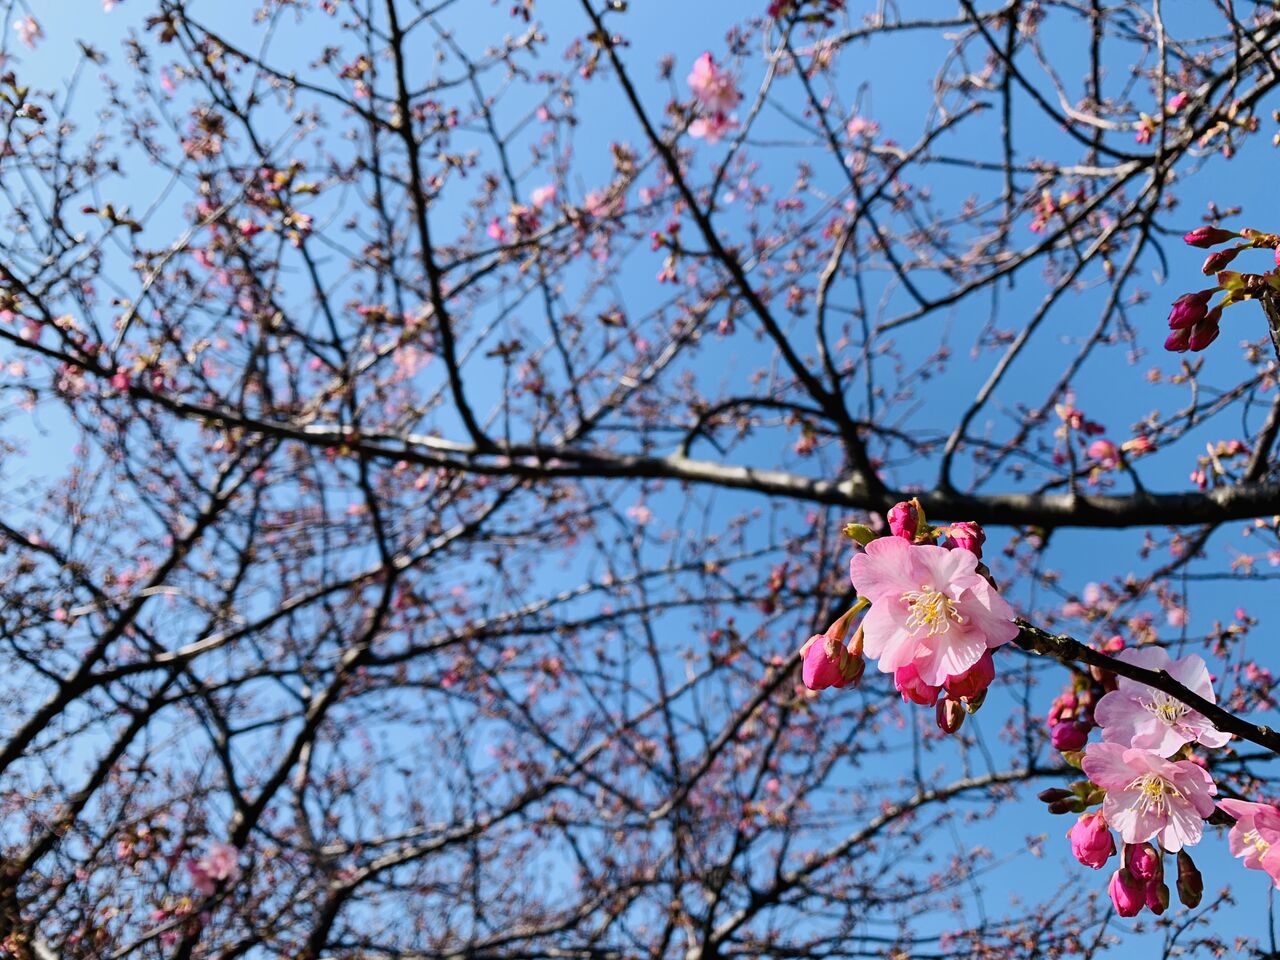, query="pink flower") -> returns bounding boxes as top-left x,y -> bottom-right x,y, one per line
1093,646 -> 1230,756
1082,742 -> 1216,851
1108,867 -> 1145,917
1087,439 -> 1120,469
1125,842 -> 1161,881
530,184 -> 556,208
187,842 -> 239,895
848,537 -> 1019,686
687,53 -> 741,115
893,661 -> 941,706
1218,798 -> 1280,887
689,112 -> 738,144
801,633 -> 863,691
1070,811 -> 1116,869
13,16 -> 41,49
